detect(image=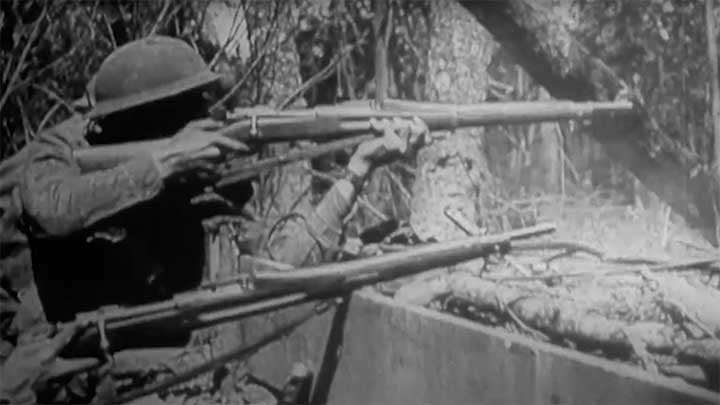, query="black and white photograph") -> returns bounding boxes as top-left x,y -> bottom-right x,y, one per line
1,0 -> 720,404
